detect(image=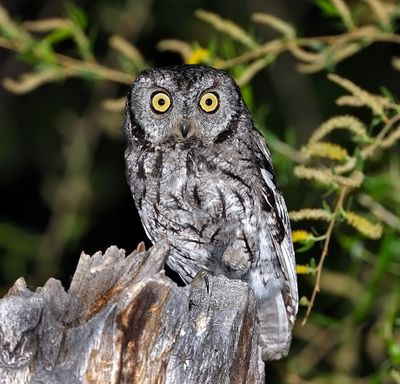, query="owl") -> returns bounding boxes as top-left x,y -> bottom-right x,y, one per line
123,65 -> 298,361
